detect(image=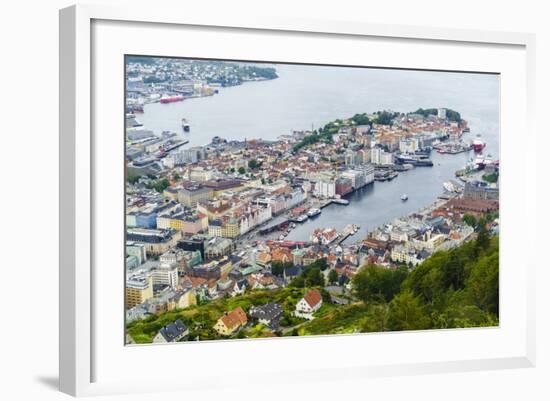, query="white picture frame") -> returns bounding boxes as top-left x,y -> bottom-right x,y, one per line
59,3 -> 536,397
